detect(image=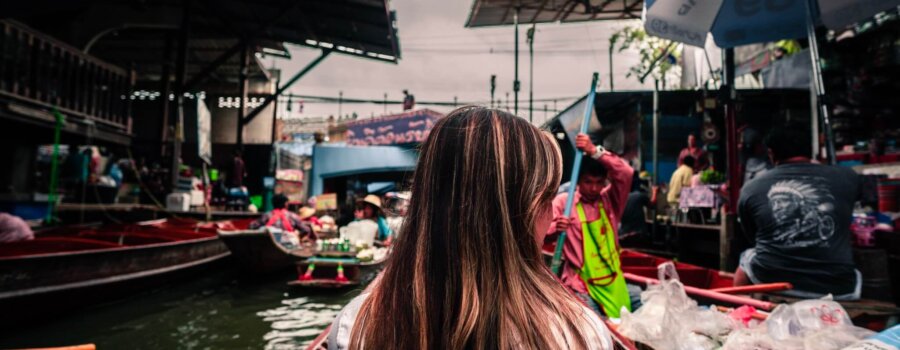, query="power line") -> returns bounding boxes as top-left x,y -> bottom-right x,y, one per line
399,22 -> 634,41
277,93 -> 579,108
401,48 -> 625,55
